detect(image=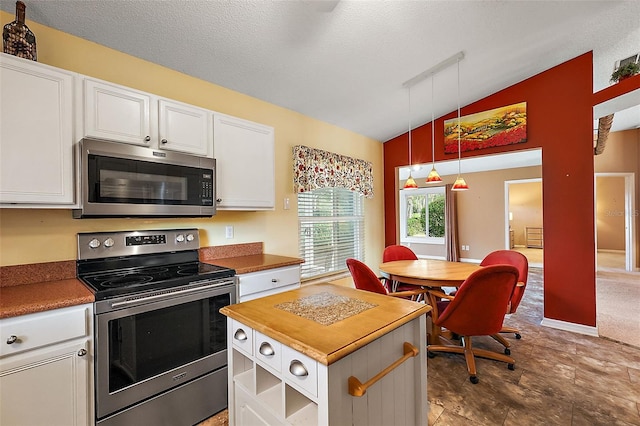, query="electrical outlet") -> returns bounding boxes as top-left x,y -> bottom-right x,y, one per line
284,197 -> 290,210
225,226 -> 234,239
